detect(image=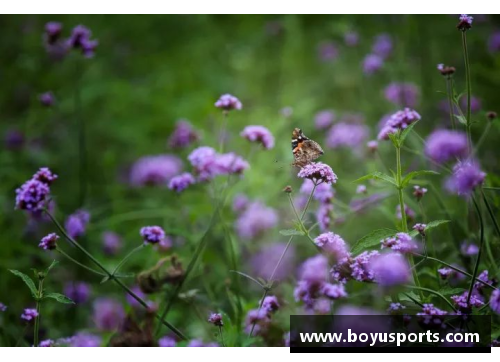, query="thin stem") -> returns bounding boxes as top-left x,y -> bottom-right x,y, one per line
33,278 -> 44,347
474,122 -> 491,156
461,31 -> 472,151
219,326 -> 225,347
481,188 -> 500,239
56,247 -> 106,276
75,62 -> 87,207
219,111 -> 228,153
396,146 -> 407,232
468,195 -> 484,306
446,77 -> 456,130
405,285 -> 457,312
111,244 -> 145,276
